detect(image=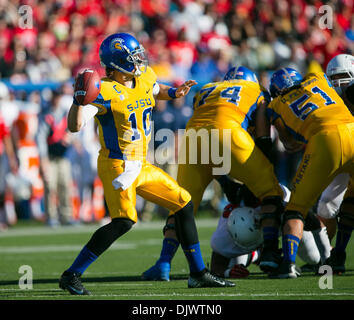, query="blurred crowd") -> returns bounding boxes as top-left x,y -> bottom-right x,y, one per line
0,0 -> 353,229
